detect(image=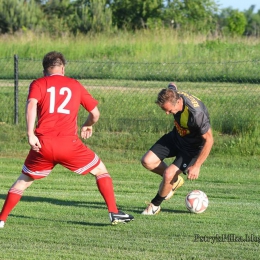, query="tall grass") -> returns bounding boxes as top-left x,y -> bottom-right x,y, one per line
0,83 -> 259,157
0,30 -> 260,62
0,30 -> 259,157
